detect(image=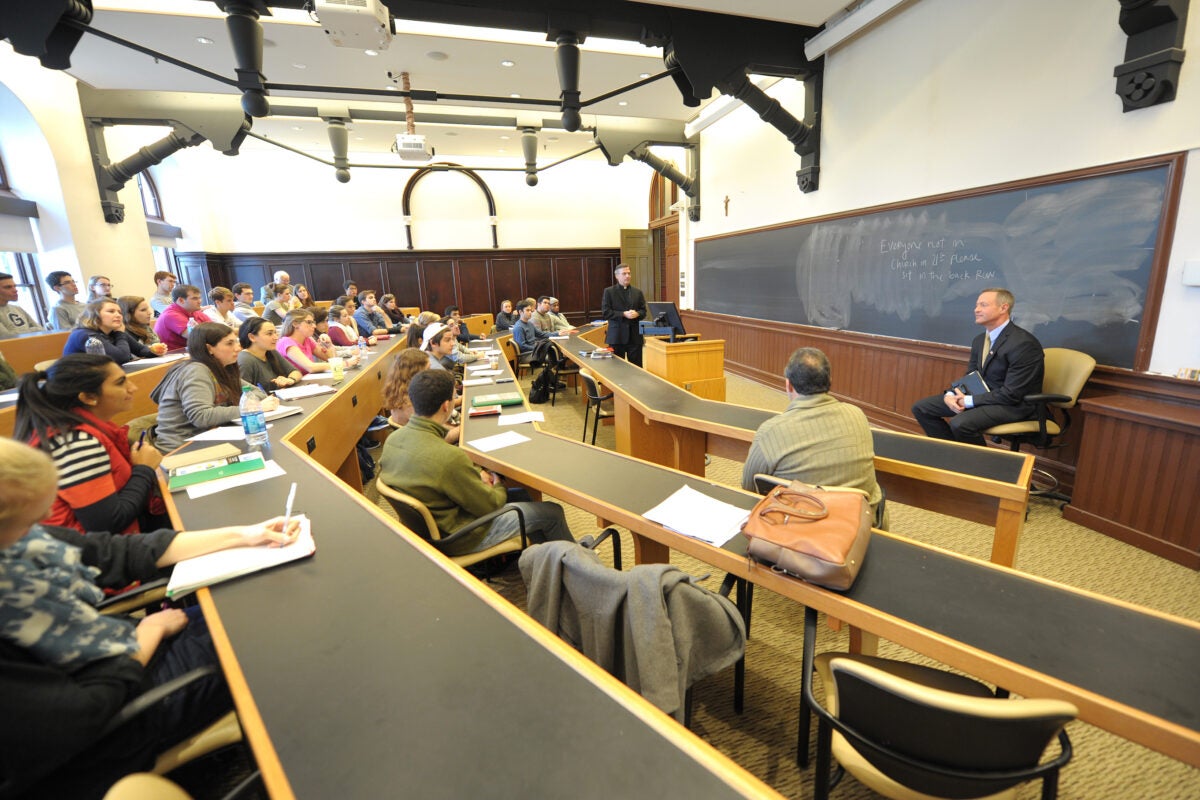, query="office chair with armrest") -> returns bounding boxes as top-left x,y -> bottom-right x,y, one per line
497,335 -> 532,379
34,358 -> 58,372
579,367 -> 614,445
97,578 -> 171,616
104,770 -> 262,800
98,666 -> 244,777
805,651 -> 1076,800
984,347 -> 1095,499
376,480 -> 528,571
